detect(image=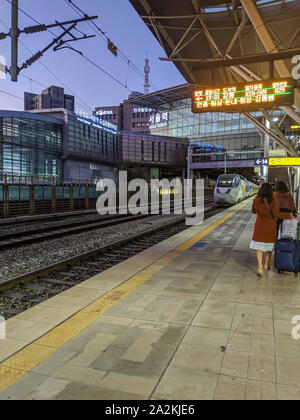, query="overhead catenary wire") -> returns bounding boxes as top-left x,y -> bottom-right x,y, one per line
0,88 -> 23,101
0,15 -> 93,112
65,0 -> 158,91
